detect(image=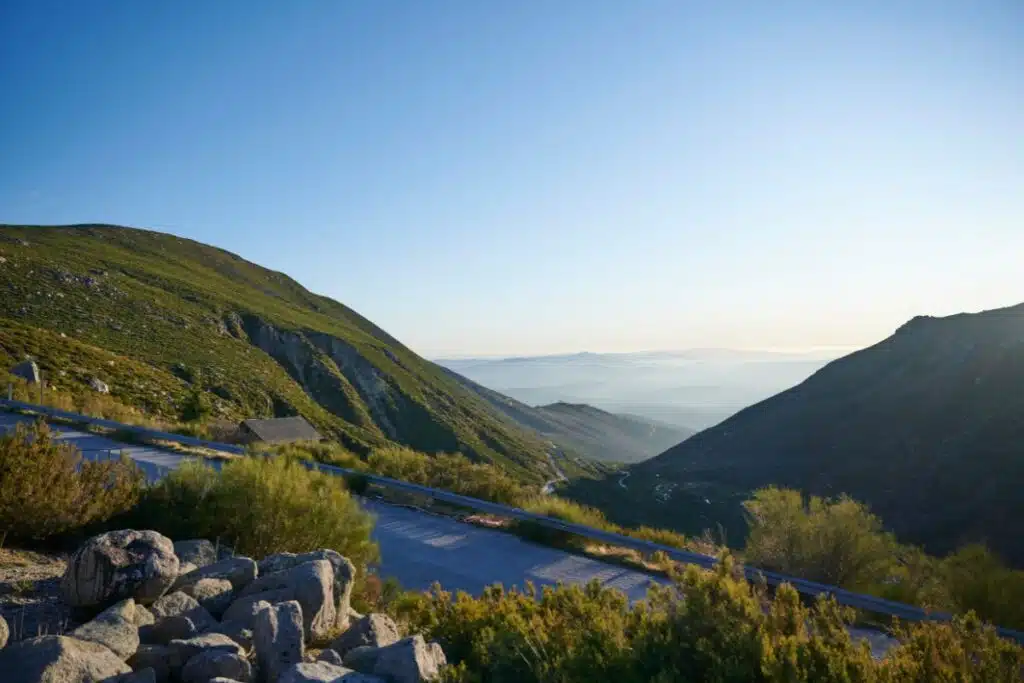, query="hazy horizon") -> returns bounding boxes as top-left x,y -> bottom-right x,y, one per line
2,2 -> 1020,357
